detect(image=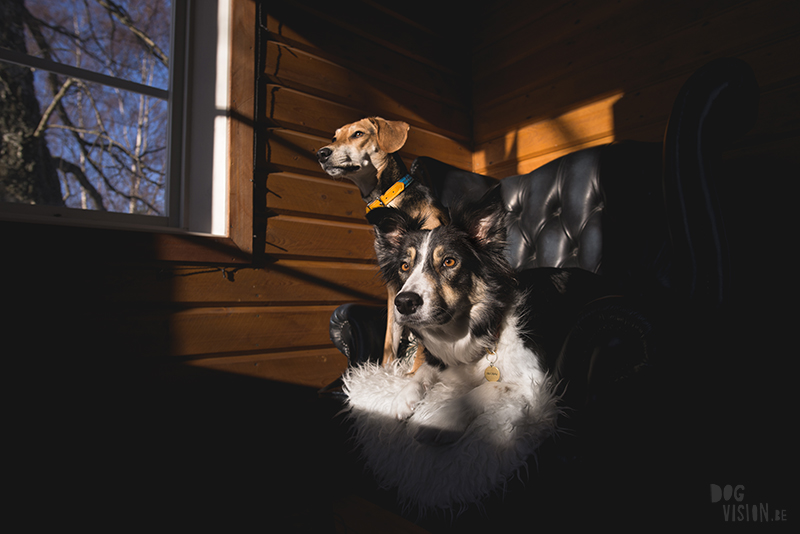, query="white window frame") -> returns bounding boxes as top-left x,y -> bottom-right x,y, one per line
0,0 -> 231,237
